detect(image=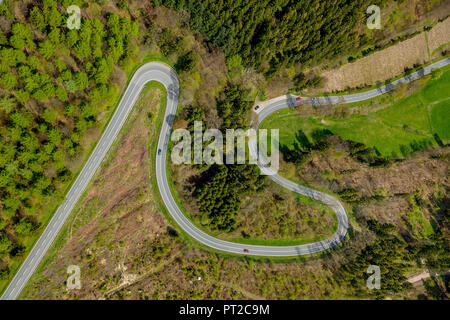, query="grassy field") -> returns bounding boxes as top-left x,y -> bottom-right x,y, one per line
261,66 -> 450,158
20,82 -> 344,300
430,100 -> 450,141
0,49 -> 170,296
